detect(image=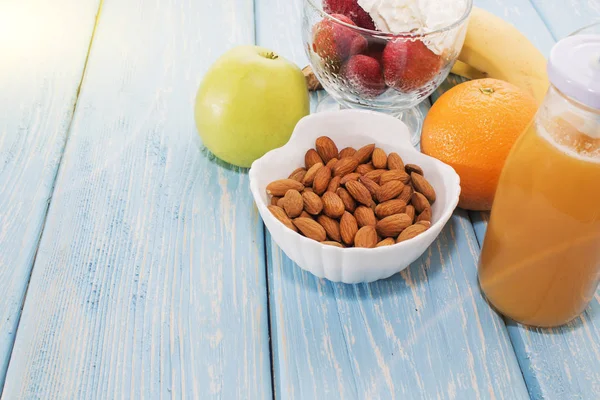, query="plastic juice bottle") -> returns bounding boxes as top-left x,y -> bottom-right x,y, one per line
478,26 -> 600,328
